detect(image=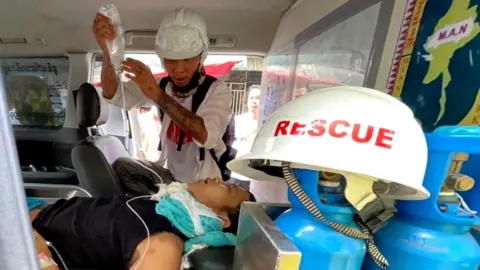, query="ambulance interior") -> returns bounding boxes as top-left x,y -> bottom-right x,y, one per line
0,0 -> 409,268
